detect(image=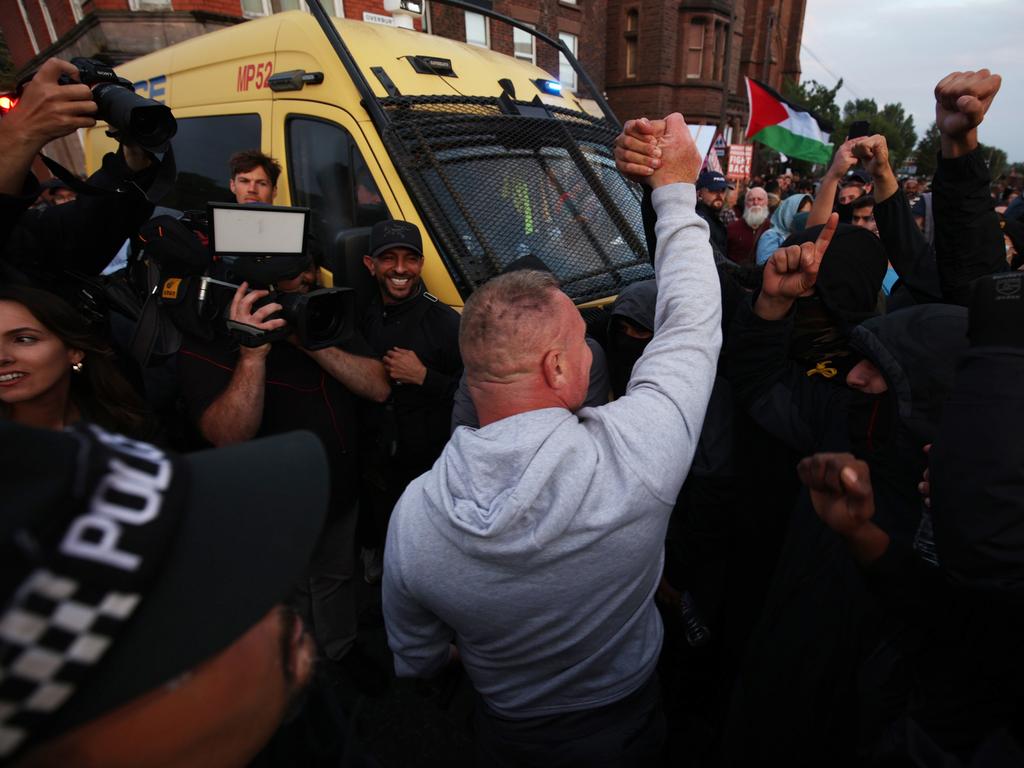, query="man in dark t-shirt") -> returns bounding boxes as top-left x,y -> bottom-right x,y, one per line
176,261 -> 390,670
